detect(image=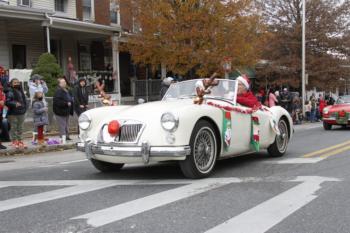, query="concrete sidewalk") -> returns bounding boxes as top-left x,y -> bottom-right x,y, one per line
0,135 -> 79,156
